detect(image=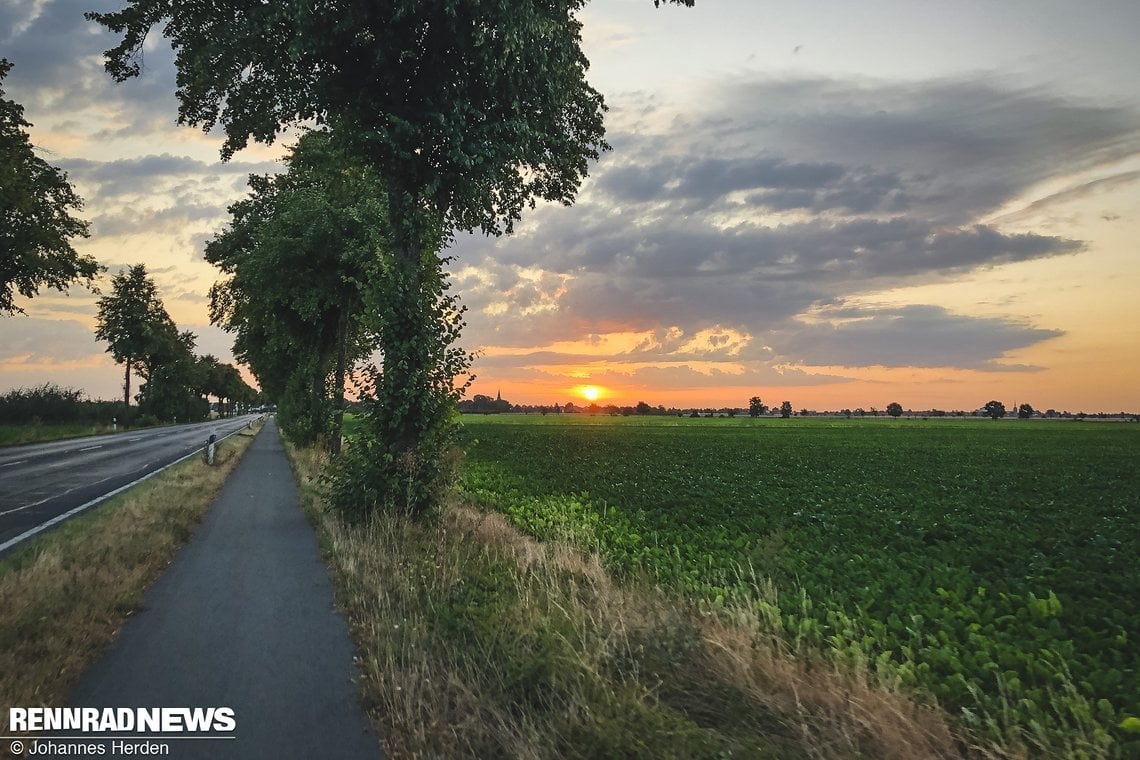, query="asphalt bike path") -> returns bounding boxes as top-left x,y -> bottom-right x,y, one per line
61,418 -> 382,759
